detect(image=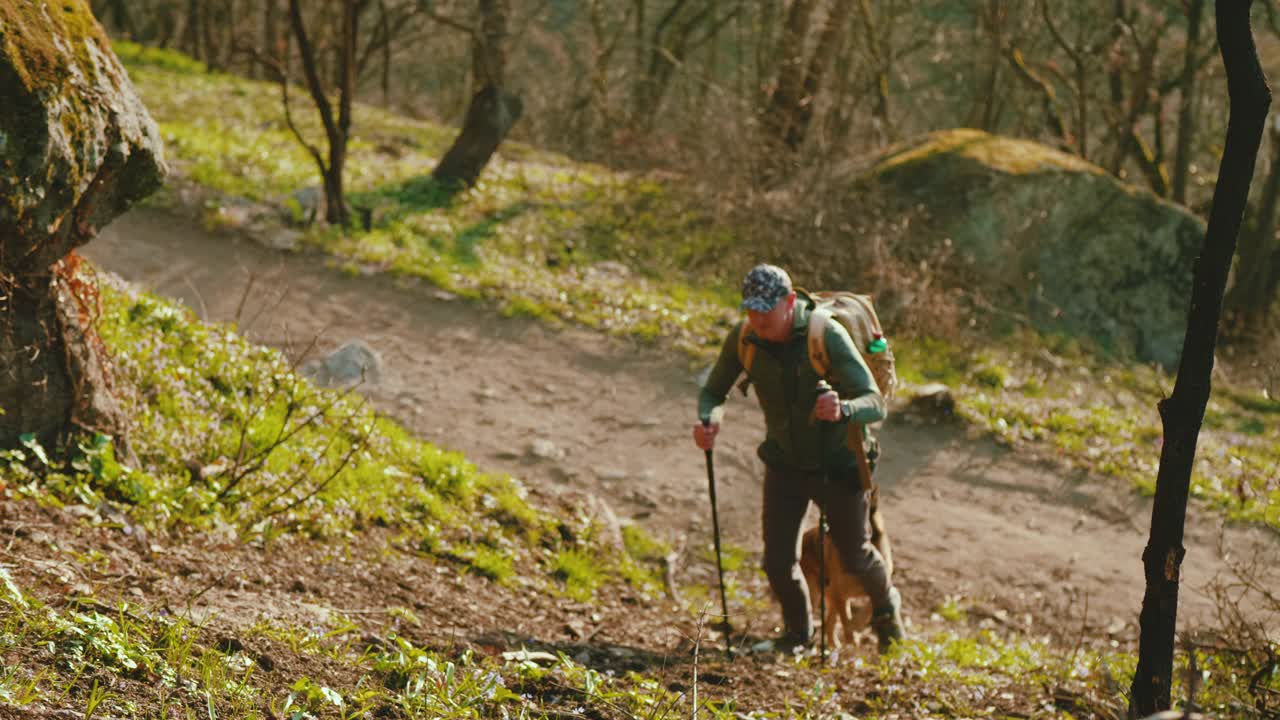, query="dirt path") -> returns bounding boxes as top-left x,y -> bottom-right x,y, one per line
87,208 -> 1279,641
